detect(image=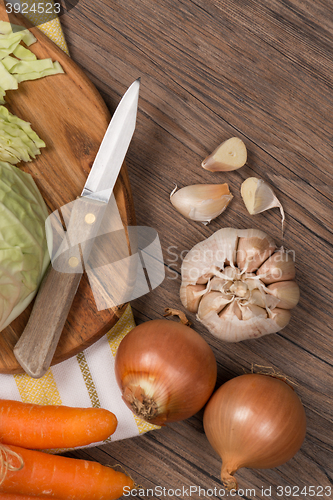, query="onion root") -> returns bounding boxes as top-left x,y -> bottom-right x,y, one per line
221,466 -> 238,491
123,386 -> 159,421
